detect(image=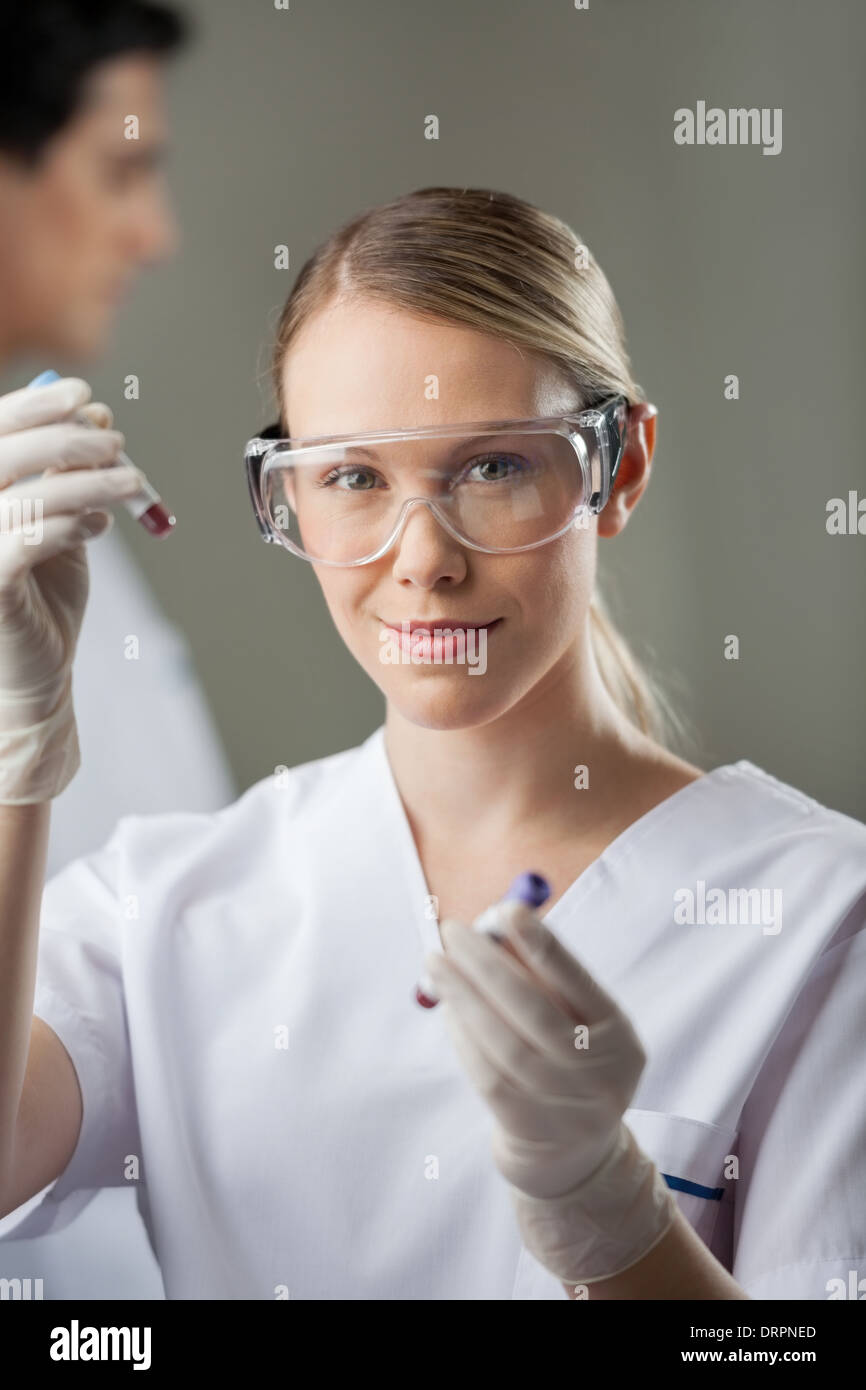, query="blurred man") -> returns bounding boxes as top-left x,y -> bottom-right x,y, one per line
0,0 -> 235,863
0,0 -> 235,1297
